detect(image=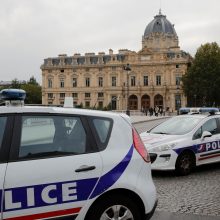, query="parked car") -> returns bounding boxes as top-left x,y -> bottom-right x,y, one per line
0,89 -> 157,220
140,108 -> 220,175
